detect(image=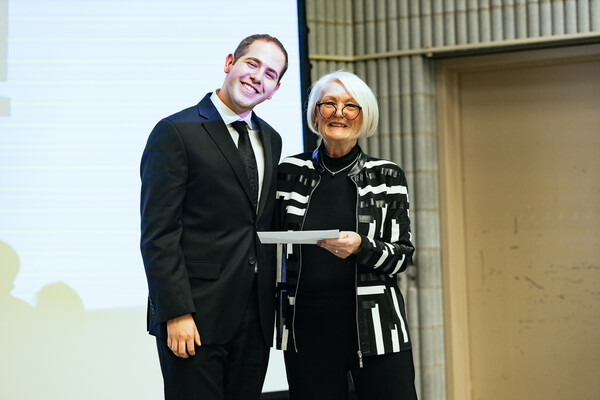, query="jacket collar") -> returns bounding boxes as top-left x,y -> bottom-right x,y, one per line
311,143 -> 367,177
195,93 -> 274,214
